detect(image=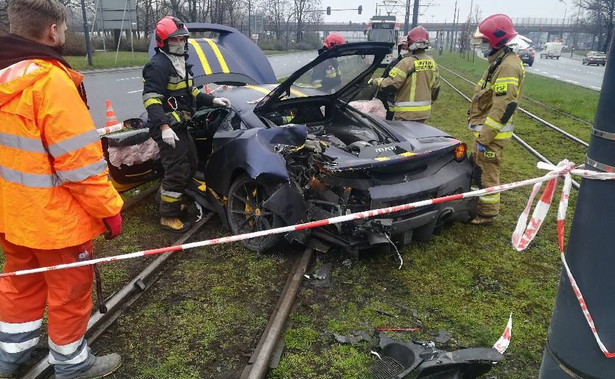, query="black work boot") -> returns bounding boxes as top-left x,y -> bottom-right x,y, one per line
55,353 -> 122,379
